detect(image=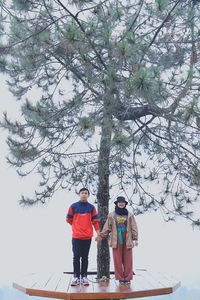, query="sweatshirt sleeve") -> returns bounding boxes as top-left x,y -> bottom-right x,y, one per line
100,214 -> 112,239
66,206 -> 73,225
91,207 -> 100,231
